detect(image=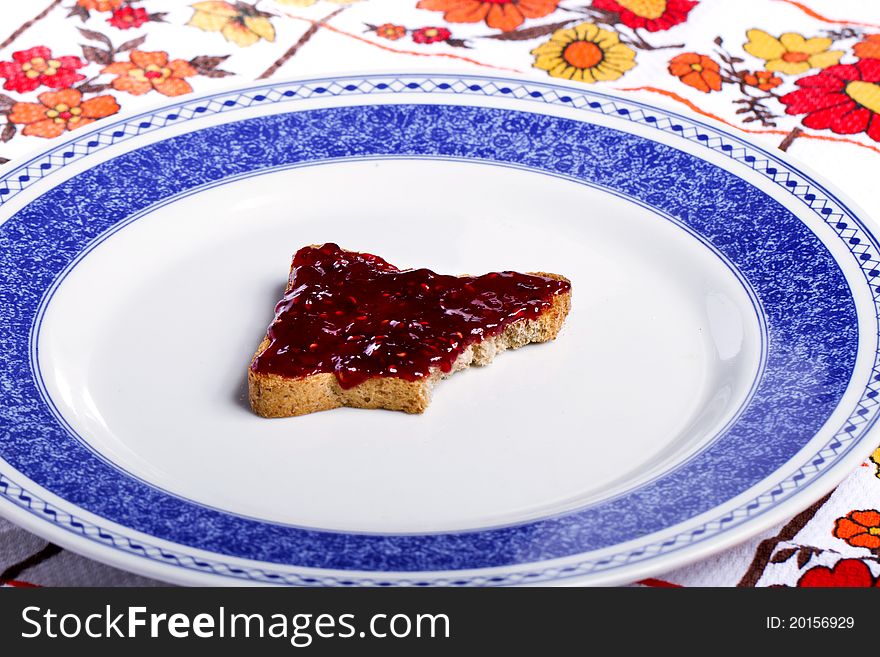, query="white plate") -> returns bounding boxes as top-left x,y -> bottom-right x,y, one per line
0,73 -> 877,585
